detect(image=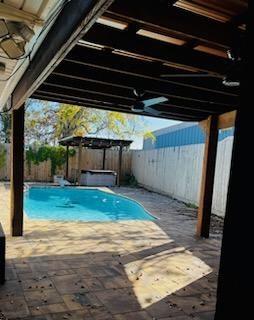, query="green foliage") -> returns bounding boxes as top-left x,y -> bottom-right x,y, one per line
26,145 -> 75,176
143,130 -> 156,142
0,112 -> 11,143
186,202 -> 198,209
0,145 -> 6,169
125,174 -> 138,187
